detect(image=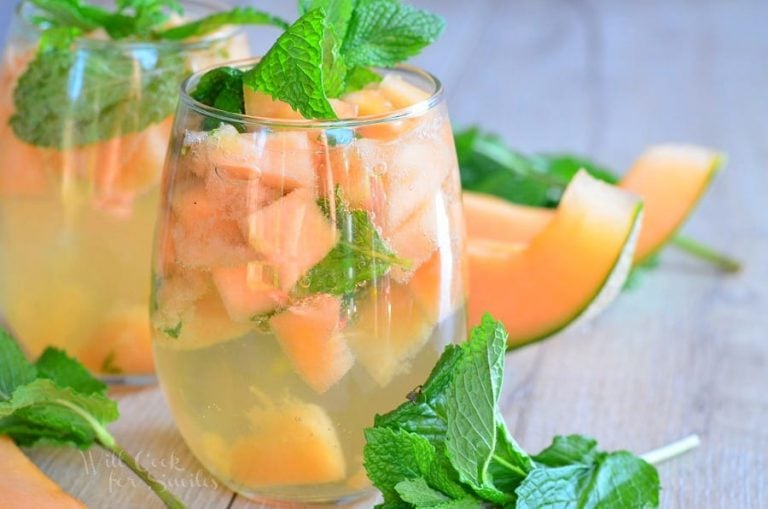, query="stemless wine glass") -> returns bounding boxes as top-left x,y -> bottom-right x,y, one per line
0,0 -> 249,378
151,60 -> 467,503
